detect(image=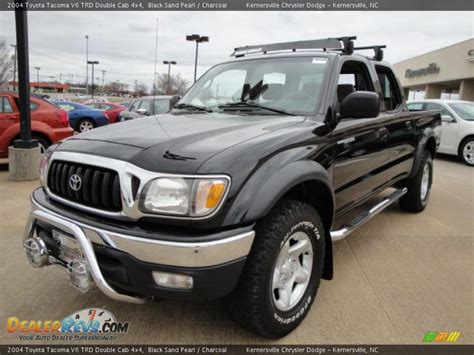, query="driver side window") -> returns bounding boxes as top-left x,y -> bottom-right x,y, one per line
336,61 -> 374,113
